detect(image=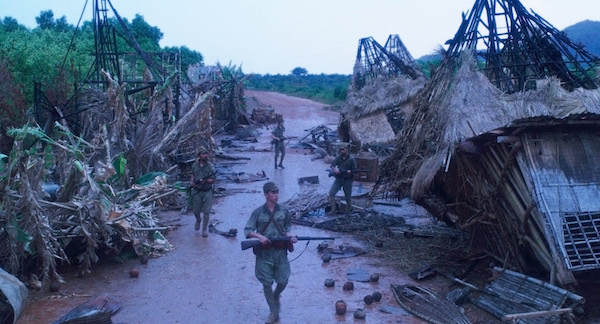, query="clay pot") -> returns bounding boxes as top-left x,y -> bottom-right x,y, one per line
372,291 -> 382,302
129,269 -> 139,278
335,300 -> 347,315
363,294 -> 374,305
354,308 -> 366,319
342,281 -> 354,291
370,273 -> 380,282
321,253 -> 332,263
49,281 -> 60,293
324,279 -> 335,287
